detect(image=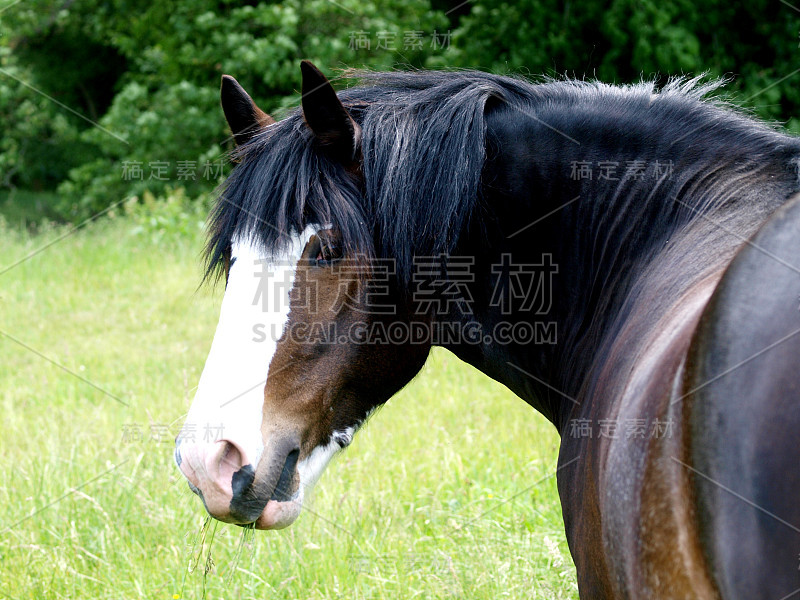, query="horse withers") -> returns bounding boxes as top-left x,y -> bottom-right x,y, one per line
175,61 -> 800,598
